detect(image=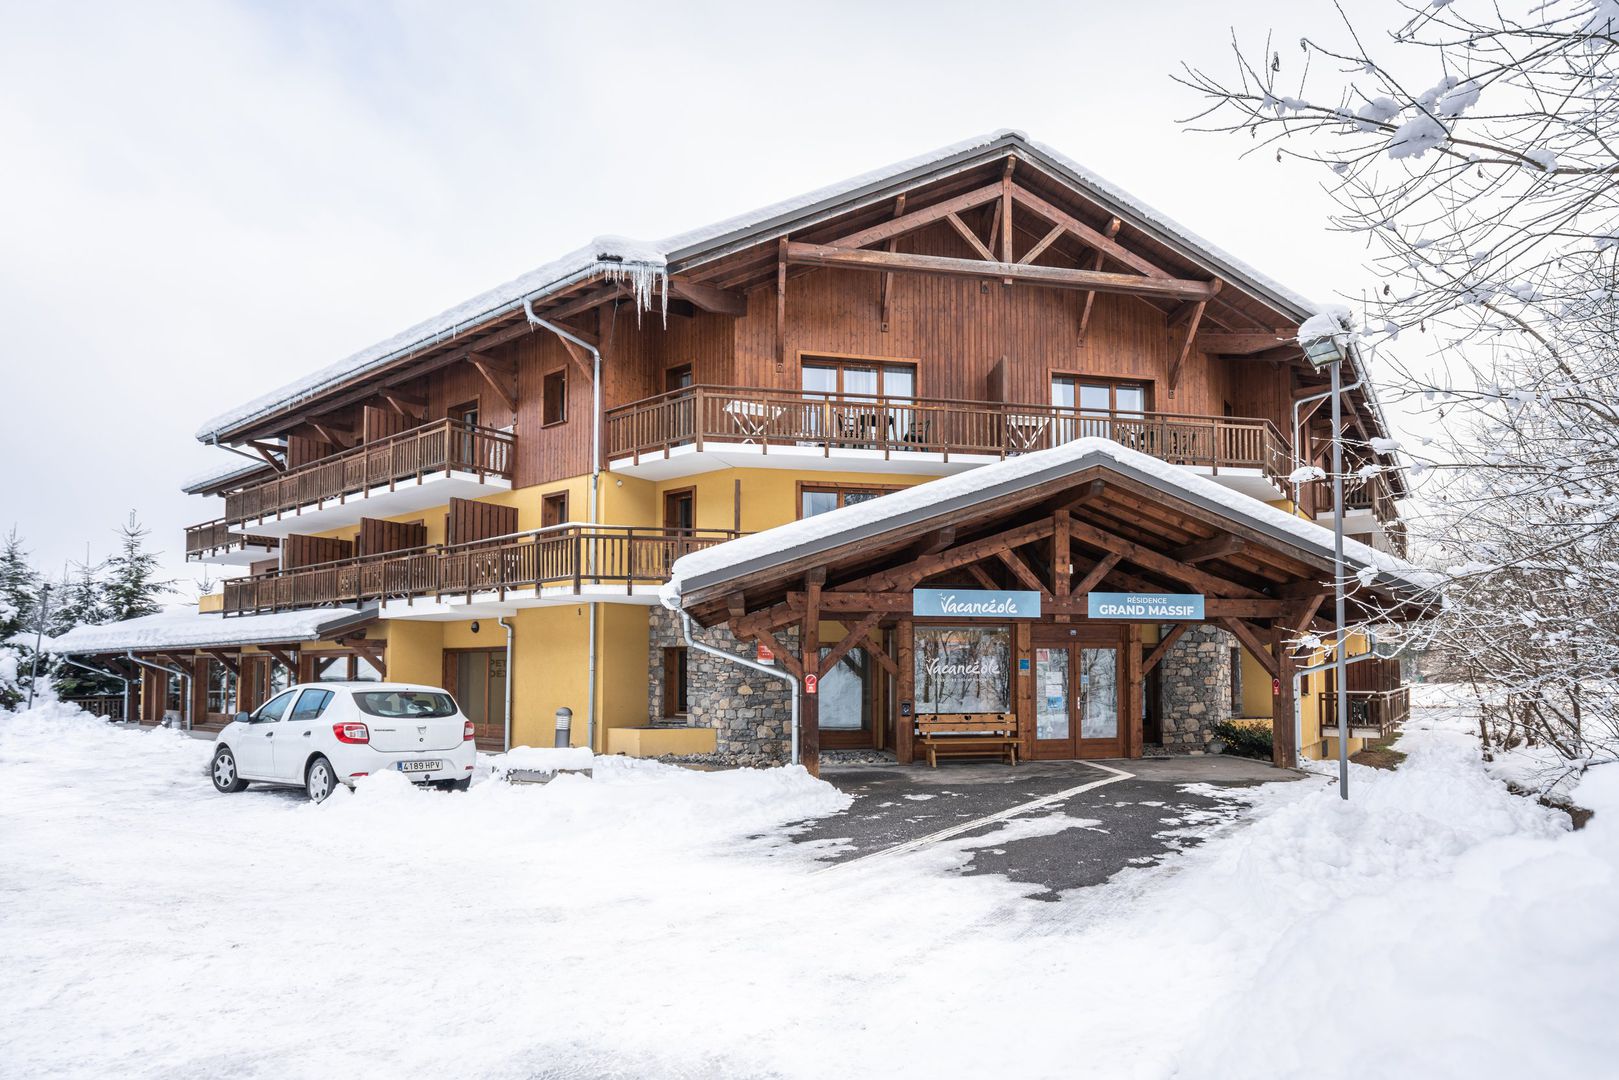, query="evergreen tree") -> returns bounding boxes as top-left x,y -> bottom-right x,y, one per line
102,512 -> 172,622
0,528 -> 44,710
50,558 -> 117,698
